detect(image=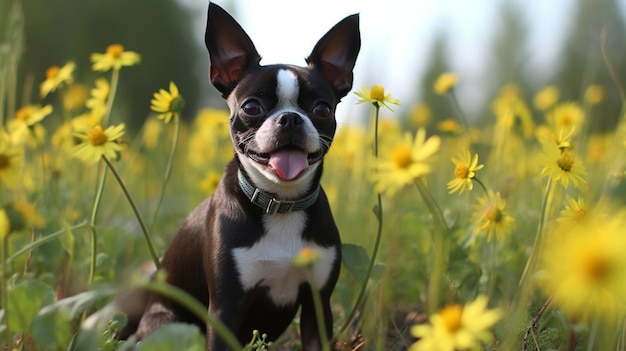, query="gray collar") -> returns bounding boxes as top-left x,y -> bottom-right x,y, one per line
237,169 -> 320,214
